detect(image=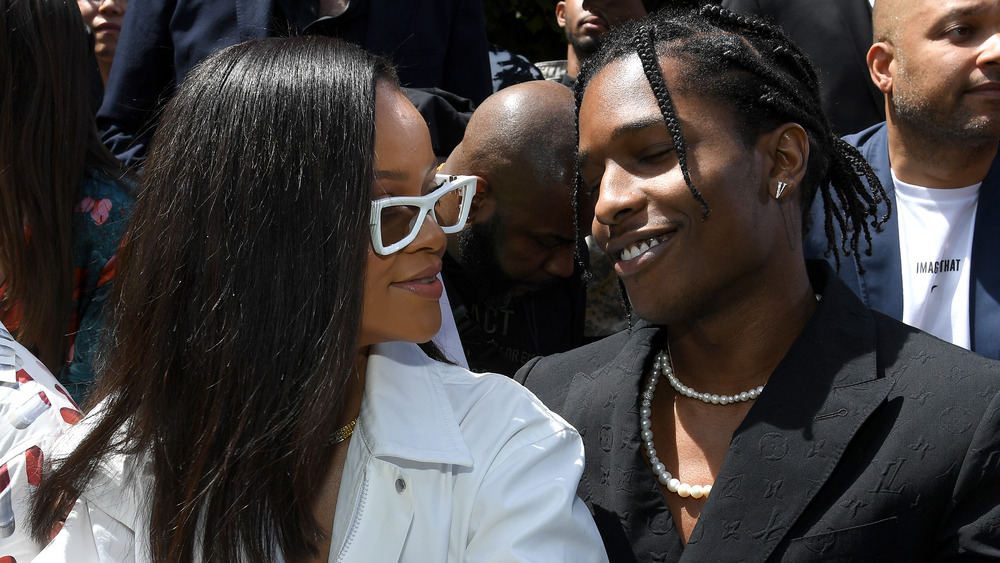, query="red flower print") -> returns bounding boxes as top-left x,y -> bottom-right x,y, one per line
75,197 -> 113,225
91,199 -> 113,225
97,254 -> 117,288
60,408 -> 82,425
25,447 -> 42,486
75,197 -> 95,213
